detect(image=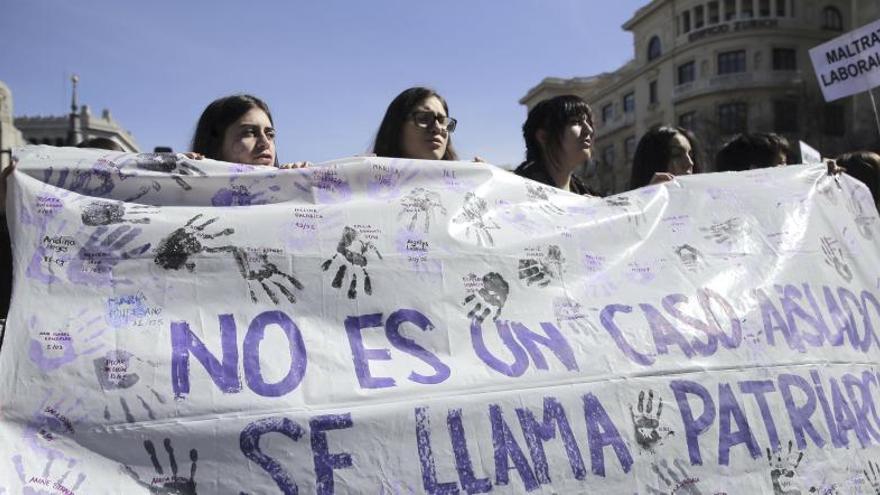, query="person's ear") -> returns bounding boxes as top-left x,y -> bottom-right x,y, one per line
536,129 -> 548,148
